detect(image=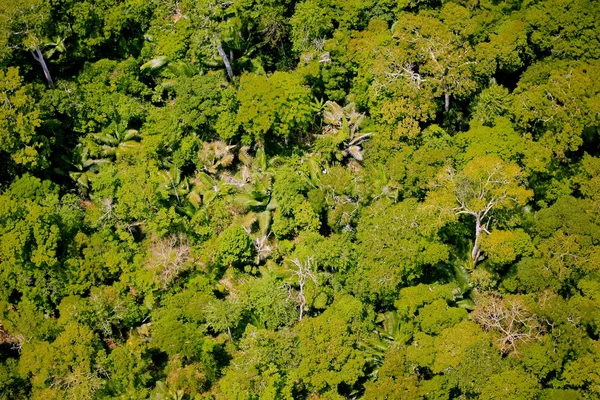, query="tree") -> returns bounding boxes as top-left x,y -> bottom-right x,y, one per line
239,273 -> 297,330
289,0 -> 333,53
236,72 -> 313,145
215,327 -> 298,399
19,322 -> 105,399
0,0 -> 55,87
287,257 -> 318,320
425,156 -> 533,265
217,225 -> 254,267
472,294 -> 544,355
510,60 -> 600,158
391,13 -> 482,112
314,100 -> 373,163
354,199 -> 449,303
146,234 -> 192,288
0,67 -> 44,169
291,295 -> 372,397
0,175 -> 63,305
88,123 -> 141,160
479,368 -> 540,400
